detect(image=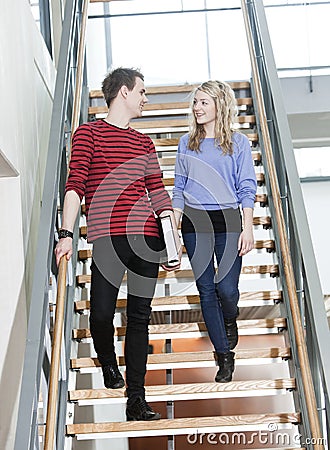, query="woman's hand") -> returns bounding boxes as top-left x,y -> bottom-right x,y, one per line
238,207 -> 254,256
238,227 -> 254,256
